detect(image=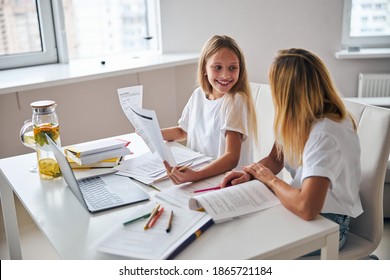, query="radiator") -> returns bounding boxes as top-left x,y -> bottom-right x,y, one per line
358,73 -> 390,98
